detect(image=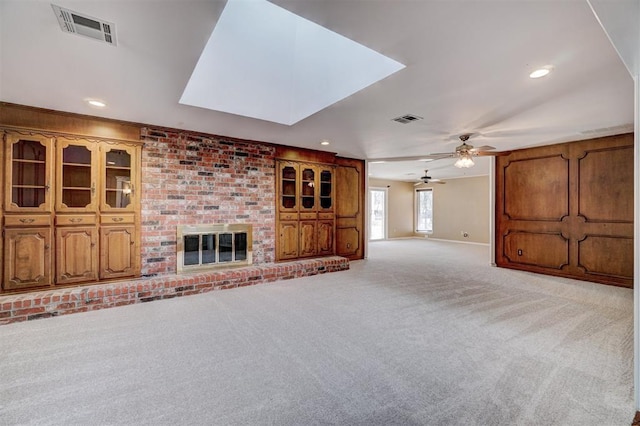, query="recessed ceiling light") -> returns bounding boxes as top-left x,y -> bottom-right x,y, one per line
86,99 -> 106,108
320,140 -> 330,146
529,66 -> 553,79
